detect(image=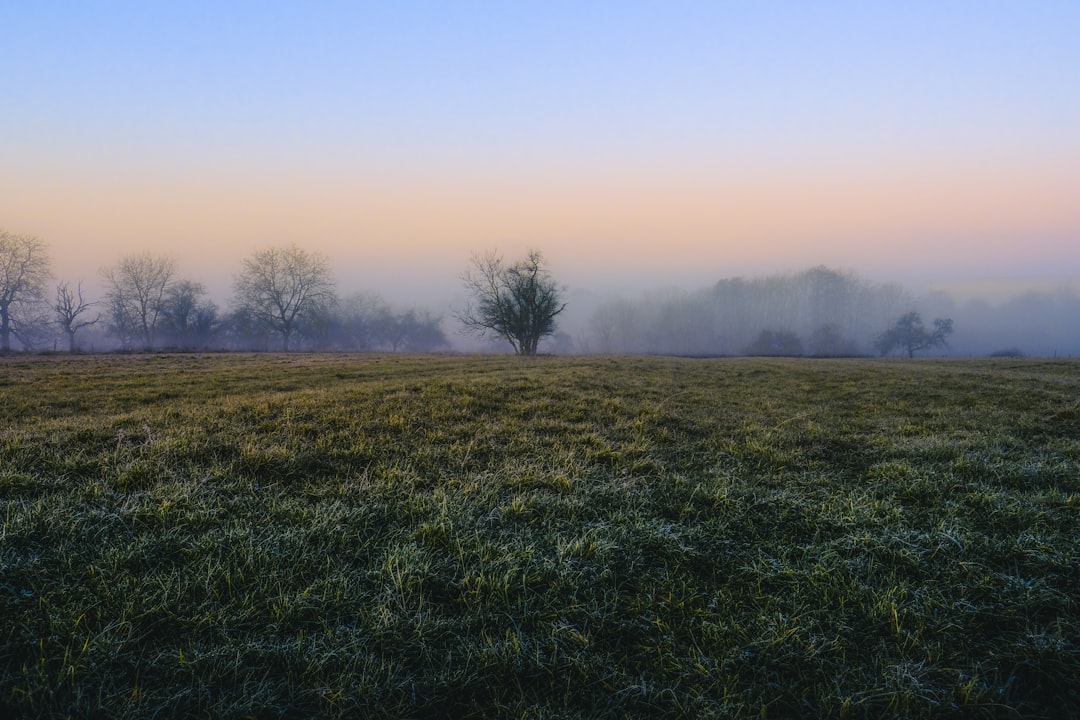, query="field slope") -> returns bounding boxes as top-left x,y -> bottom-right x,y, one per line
1,354 -> 1078,718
